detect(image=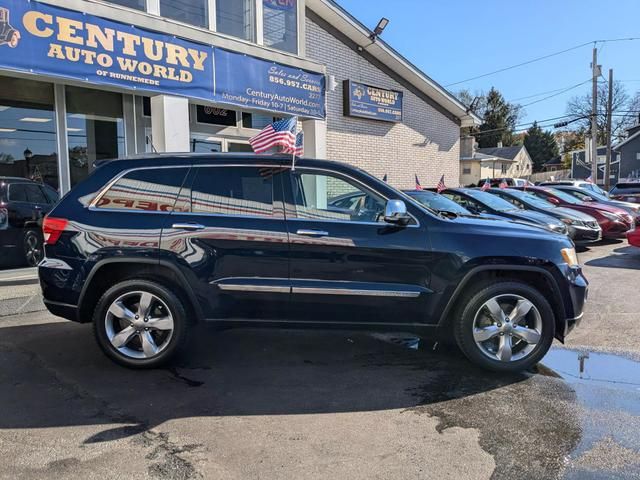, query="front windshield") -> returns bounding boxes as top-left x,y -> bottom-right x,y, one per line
546,188 -> 583,204
407,191 -> 471,214
463,189 -> 518,212
503,189 -> 555,208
